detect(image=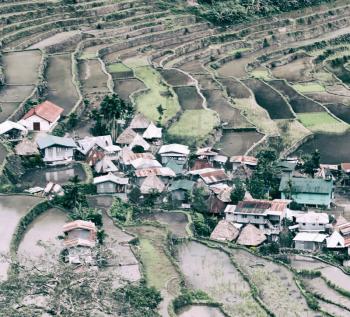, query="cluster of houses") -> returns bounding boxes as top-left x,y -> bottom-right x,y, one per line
2,100 -> 350,257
